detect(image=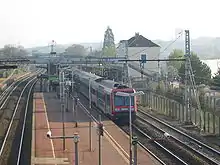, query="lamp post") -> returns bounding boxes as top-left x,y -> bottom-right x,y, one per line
60,71 -> 66,150
116,91 -> 144,165
73,96 -> 79,127
58,67 -> 75,150
47,131 -> 80,165
71,70 -> 74,94
88,78 -> 92,151
65,80 -> 71,112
